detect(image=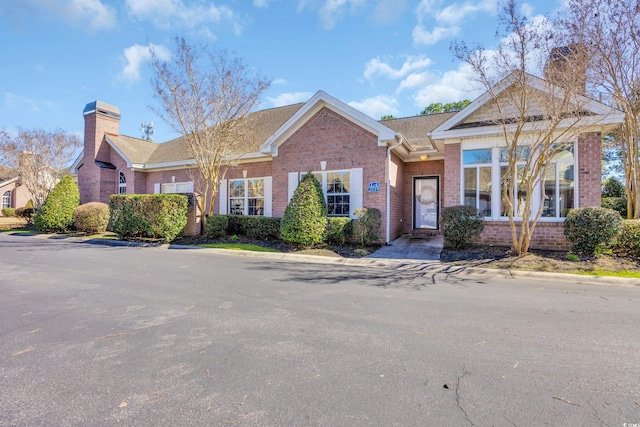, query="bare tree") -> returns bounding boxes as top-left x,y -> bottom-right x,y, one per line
452,0 -> 594,255
0,128 -> 80,209
565,0 -> 640,219
151,37 -> 270,230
